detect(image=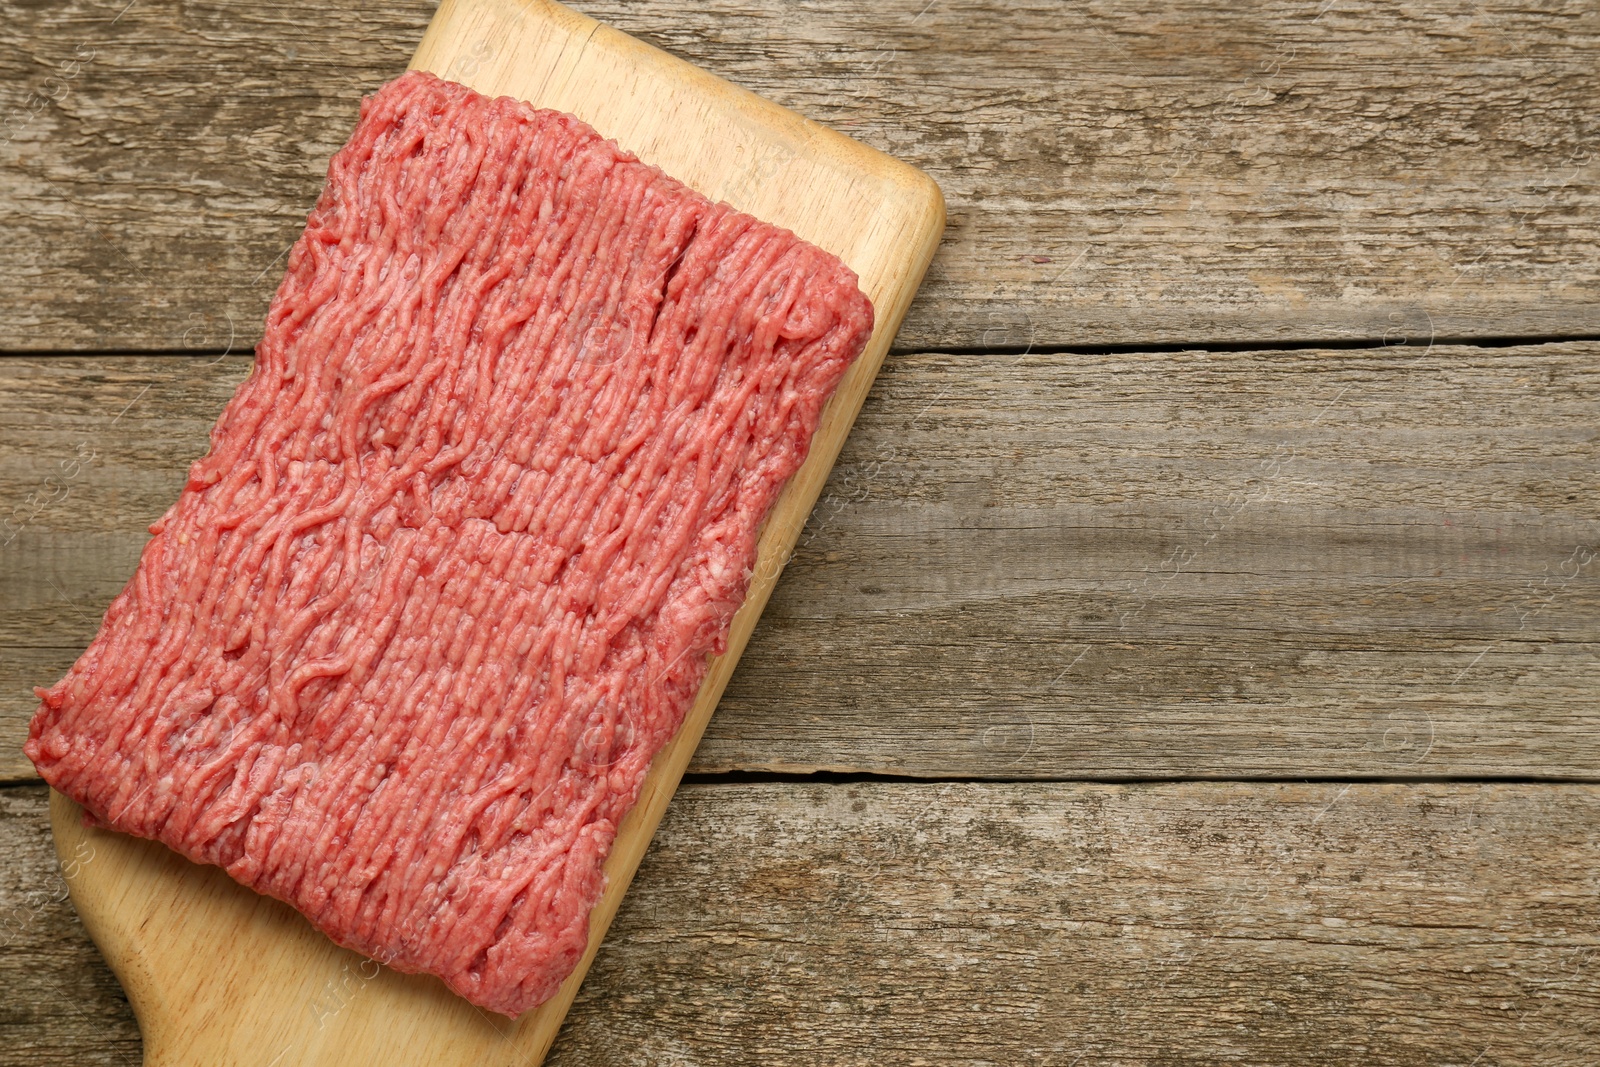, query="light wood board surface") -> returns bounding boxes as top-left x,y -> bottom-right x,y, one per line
35,0 -> 944,1064
9,782 -> 1600,1066
1,0 -> 1598,352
